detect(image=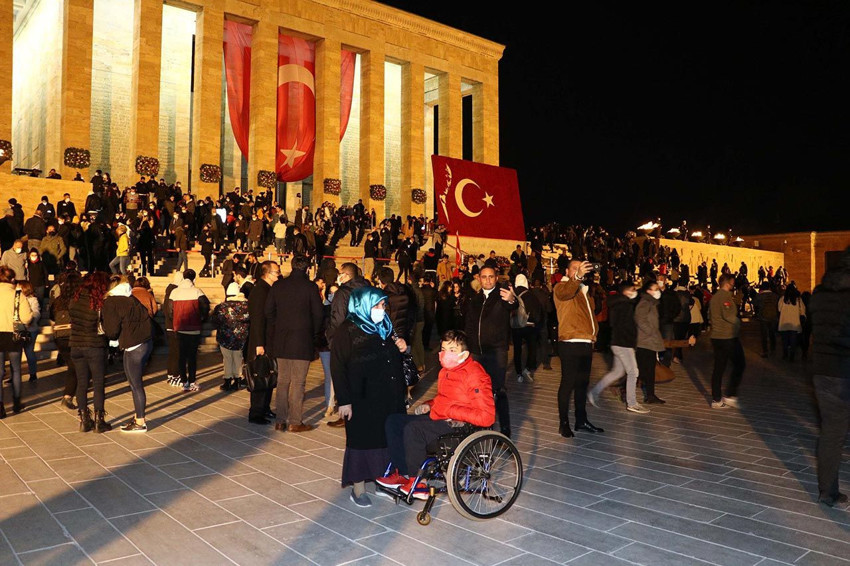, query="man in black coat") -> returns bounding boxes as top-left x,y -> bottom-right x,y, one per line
464,266 -> 518,437
57,193 -> 77,219
375,267 -> 413,342
326,262 -> 369,348
808,246 -> 850,508
248,261 -> 280,424
266,255 -> 323,432
656,274 -> 681,367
